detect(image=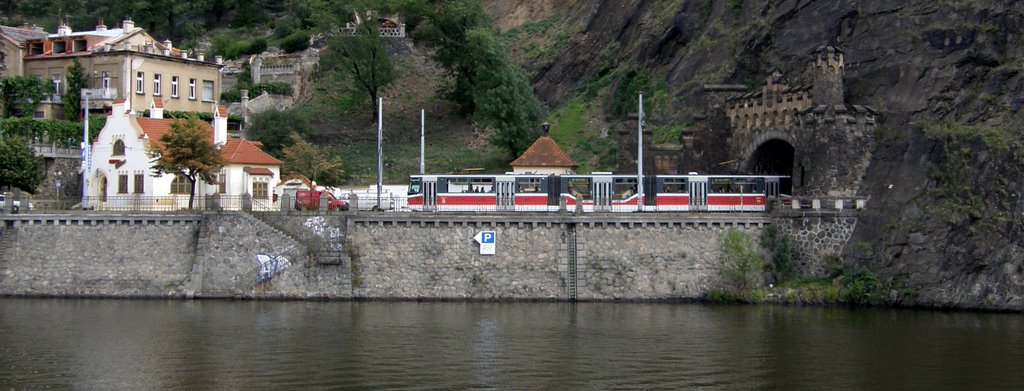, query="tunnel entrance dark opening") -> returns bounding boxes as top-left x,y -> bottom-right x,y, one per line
748,139 -> 794,195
